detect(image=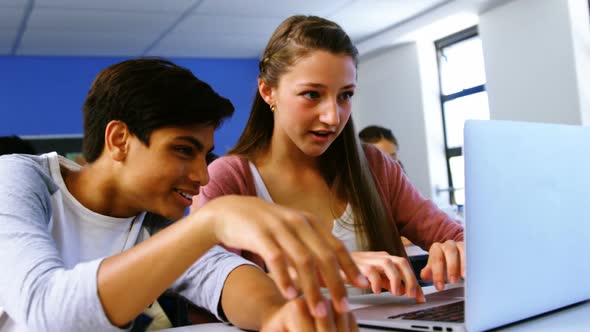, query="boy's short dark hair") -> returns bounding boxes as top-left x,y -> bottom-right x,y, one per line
358,125 -> 398,146
82,58 -> 234,162
0,135 -> 36,155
